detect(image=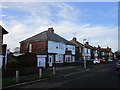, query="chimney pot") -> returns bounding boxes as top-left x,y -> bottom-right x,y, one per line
48,27 -> 54,33
86,42 -> 89,45
73,37 -> 77,41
